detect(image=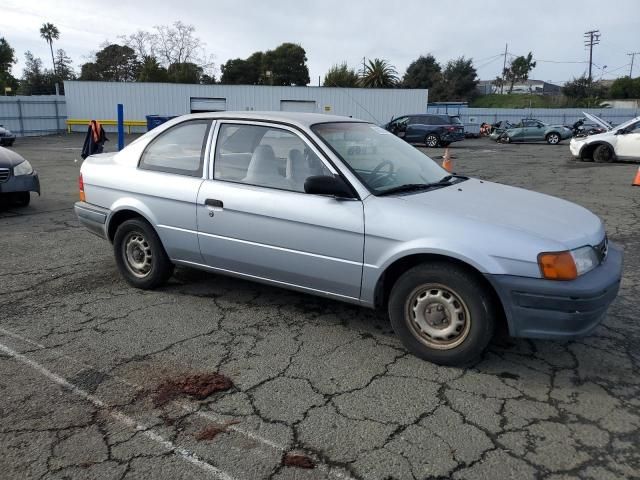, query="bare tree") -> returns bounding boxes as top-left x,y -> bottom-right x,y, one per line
120,22 -> 215,77
119,30 -> 156,60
